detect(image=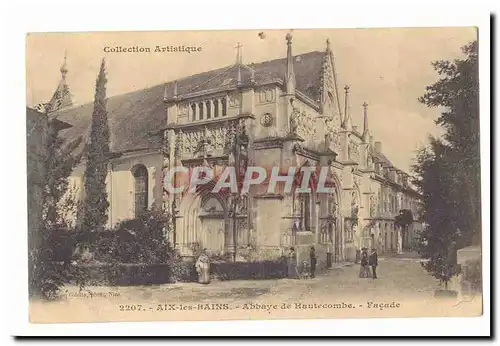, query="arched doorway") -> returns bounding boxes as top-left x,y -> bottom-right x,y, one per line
178,188 -> 230,256
198,194 -> 227,255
